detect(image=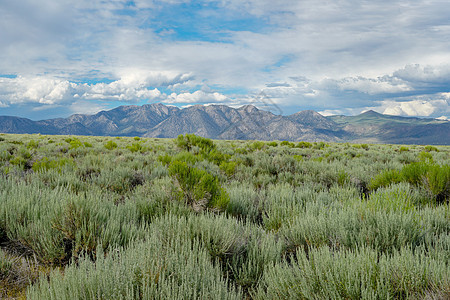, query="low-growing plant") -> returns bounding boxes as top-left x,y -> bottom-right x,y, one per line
32,157 -> 74,173
369,169 -> 402,190
176,134 -> 216,153
104,140 -> 118,150
280,141 -> 294,148
296,141 -> 312,148
26,140 -> 39,150
169,160 -> 229,210
424,145 -> 439,152
249,141 -> 266,151
126,142 -> 146,153
418,151 -> 434,163
220,161 -> 237,177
